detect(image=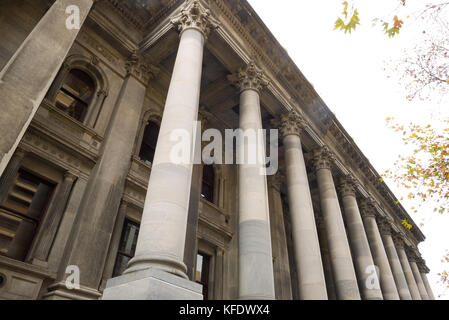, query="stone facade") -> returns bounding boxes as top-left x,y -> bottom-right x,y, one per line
0,0 -> 434,300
